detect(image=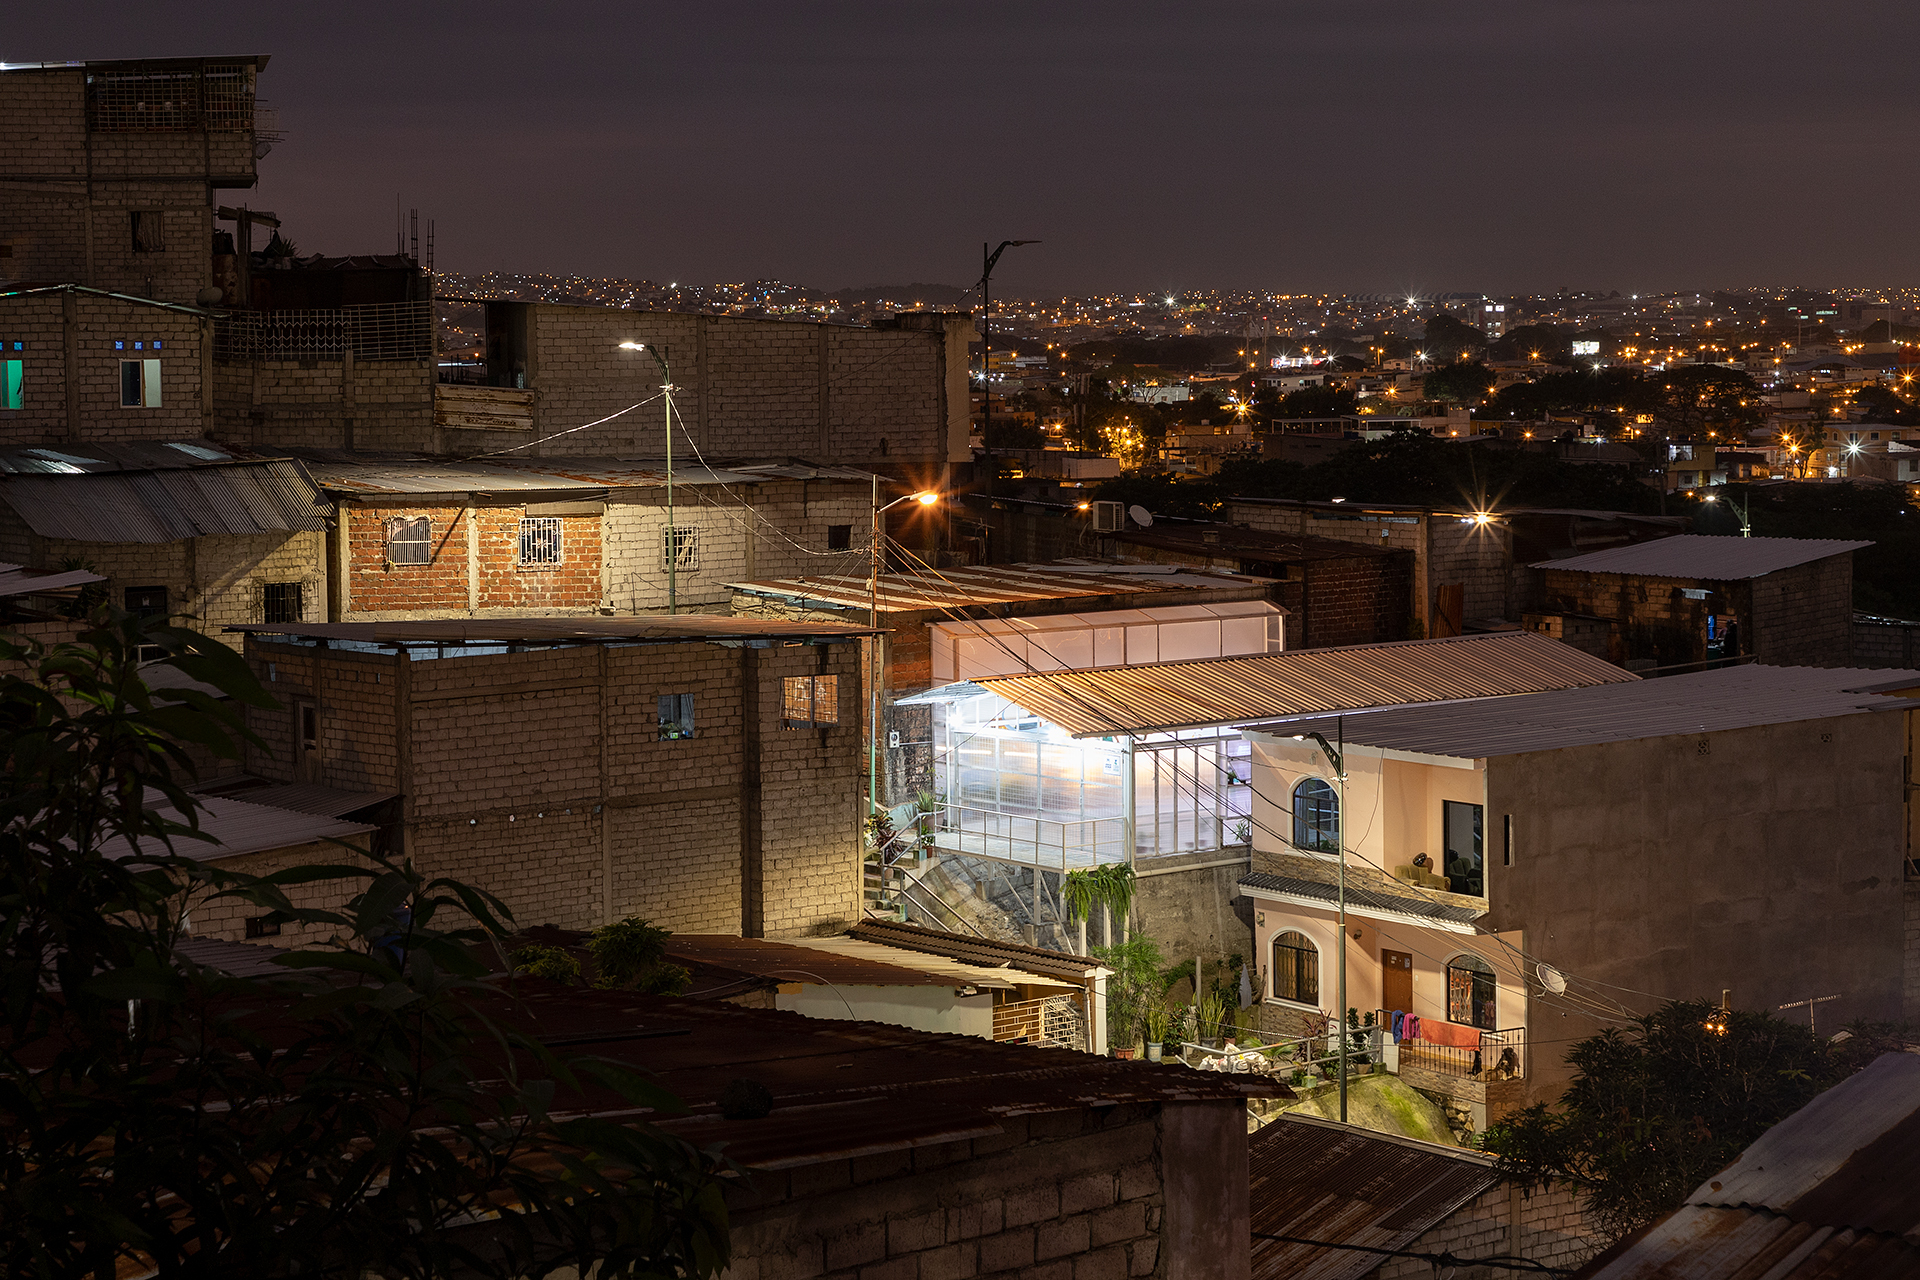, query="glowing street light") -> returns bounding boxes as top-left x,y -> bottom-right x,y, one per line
617,340 -> 679,613
869,487 -> 941,814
